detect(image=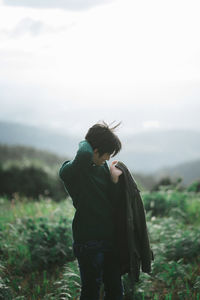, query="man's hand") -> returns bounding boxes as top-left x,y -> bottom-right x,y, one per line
109,161 -> 122,183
